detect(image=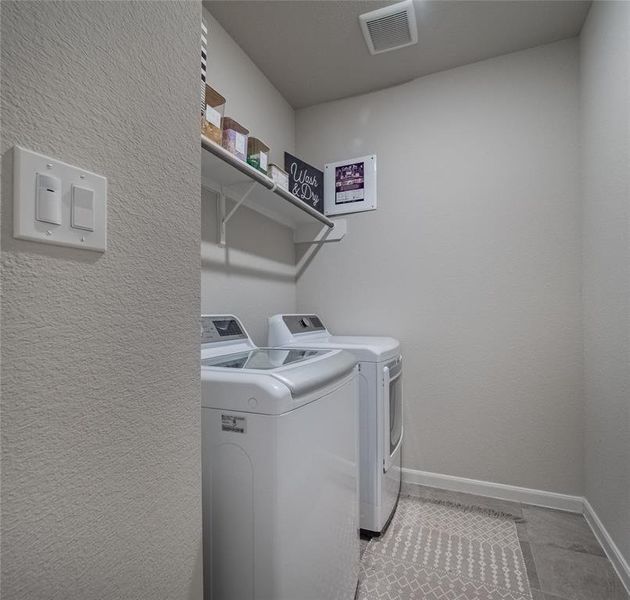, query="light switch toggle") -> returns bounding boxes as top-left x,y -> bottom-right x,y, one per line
71,185 -> 95,231
36,173 -> 62,225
